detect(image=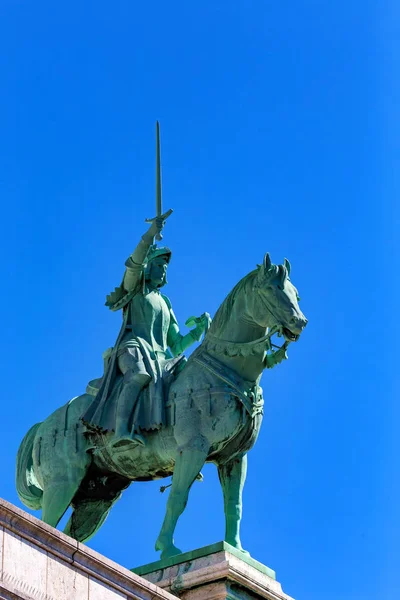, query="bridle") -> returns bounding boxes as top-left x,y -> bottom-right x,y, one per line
203,274 -> 291,359
204,324 -> 288,358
